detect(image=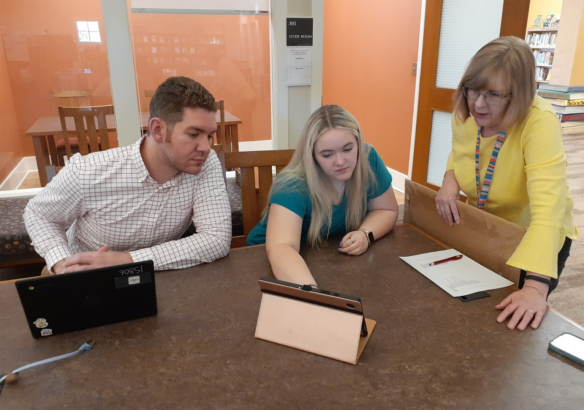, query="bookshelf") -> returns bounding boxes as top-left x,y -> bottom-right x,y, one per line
526,27 -> 558,84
